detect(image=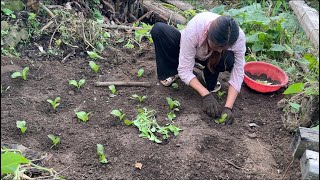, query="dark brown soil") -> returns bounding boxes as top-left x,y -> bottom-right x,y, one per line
245,72 -> 280,85
1,43 -> 301,180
